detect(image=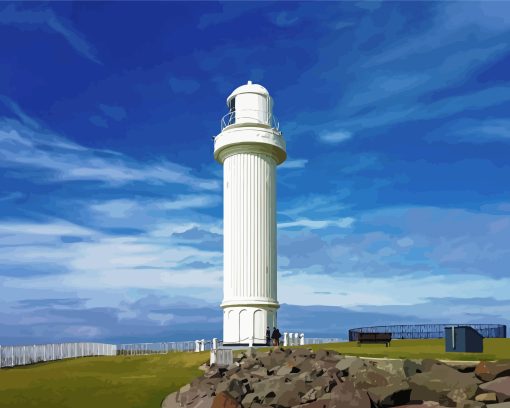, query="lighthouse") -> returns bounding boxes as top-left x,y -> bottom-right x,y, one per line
214,81 -> 286,346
